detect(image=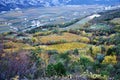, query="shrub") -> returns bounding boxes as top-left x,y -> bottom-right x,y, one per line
107,47 -> 116,55
46,63 -> 56,76
30,48 -> 42,65
73,49 -> 79,55
101,46 -> 106,53
68,61 -> 84,74
96,53 -> 105,63
54,62 -> 66,76
102,55 -> 117,64
58,51 -> 70,64
110,62 -> 120,80
89,47 -> 93,56
99,64 -> 115,78
115,44 -> 120,55
111,33 -> 120,45
46,62 -> 66,76
79,56 -> 93,70
93,46 -> 101,57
